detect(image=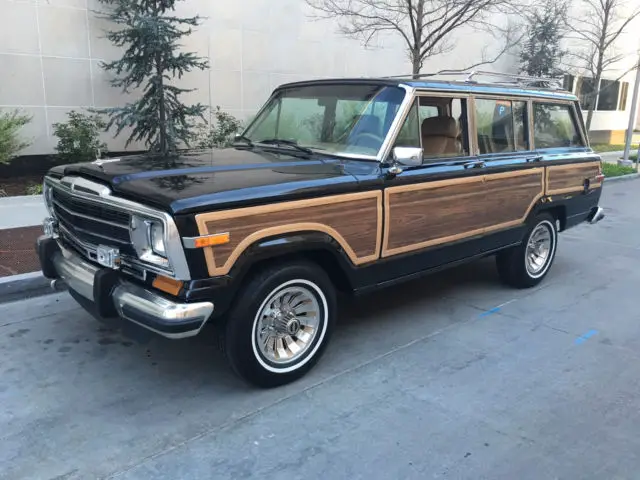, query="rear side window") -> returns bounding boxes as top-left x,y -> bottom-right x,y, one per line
475,98 -> 528,154
533,103 -> 584,149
